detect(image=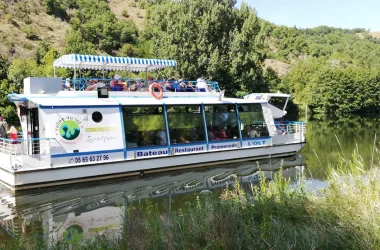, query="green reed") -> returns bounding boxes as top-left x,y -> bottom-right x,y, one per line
1,148 -> 379,250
